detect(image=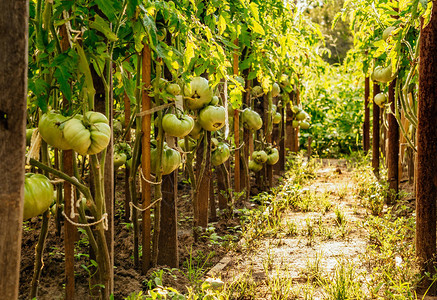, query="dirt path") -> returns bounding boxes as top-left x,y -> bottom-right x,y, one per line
208,159 -> 370,299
